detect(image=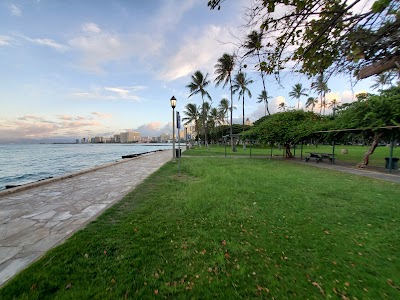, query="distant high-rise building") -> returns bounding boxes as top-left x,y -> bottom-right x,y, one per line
114,134 -> 121,143
94,136 -> 103,143
120,131 -> 141,143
